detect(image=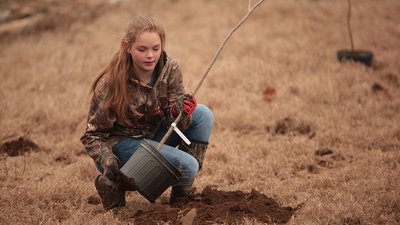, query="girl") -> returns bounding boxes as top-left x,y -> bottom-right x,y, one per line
80,16 -> 213,210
